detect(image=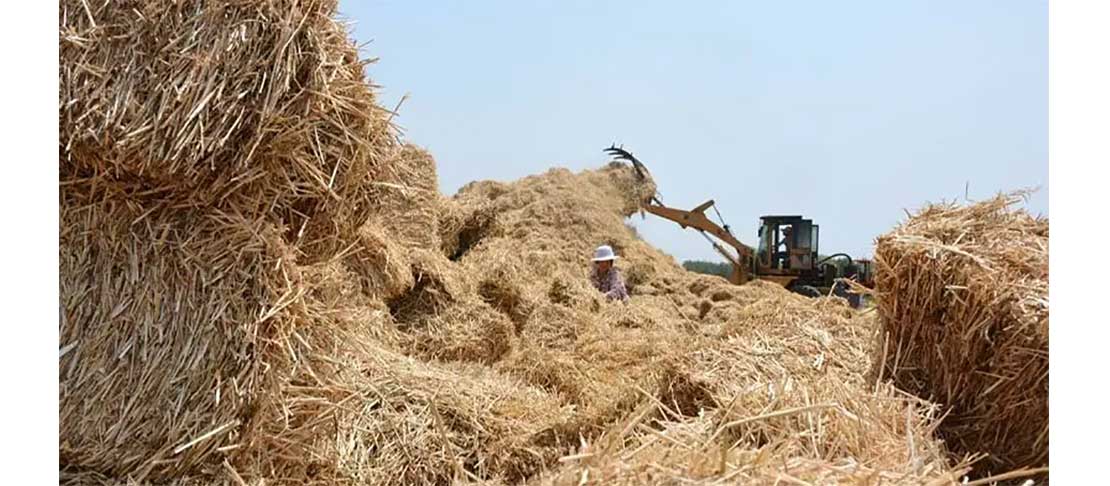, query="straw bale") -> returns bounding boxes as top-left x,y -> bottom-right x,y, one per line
59,184 -> 299,481
59,184 -> 406,484
299,259 -> 401,346
343,223 -> 415,301
873,193 -> 1049,474
59,0 -> 395,261
384,248 -> 462,325
370,144 -> 444,250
